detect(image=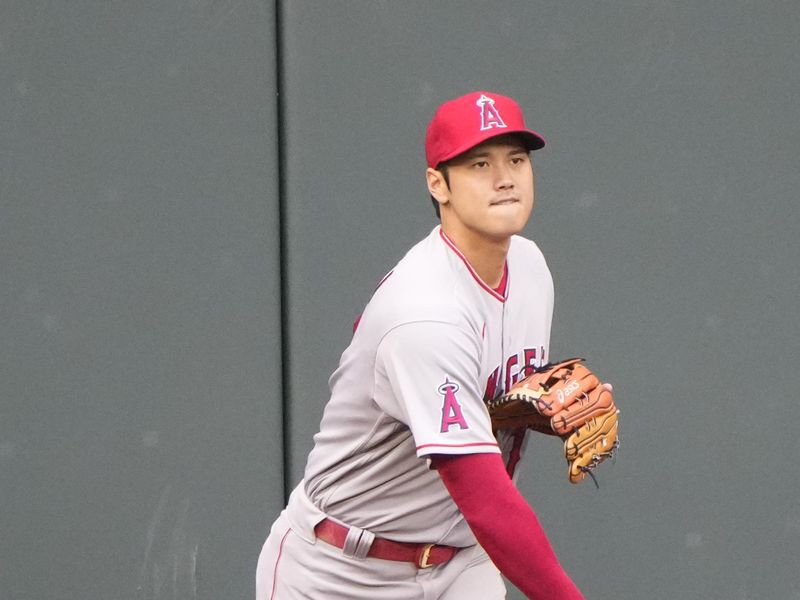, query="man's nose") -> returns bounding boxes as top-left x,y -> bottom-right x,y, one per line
494,164 -> 515,189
